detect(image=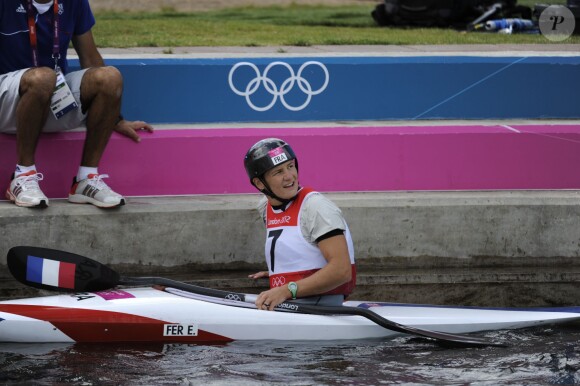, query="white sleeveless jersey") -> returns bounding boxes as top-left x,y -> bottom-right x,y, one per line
264,187 -> 356,295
